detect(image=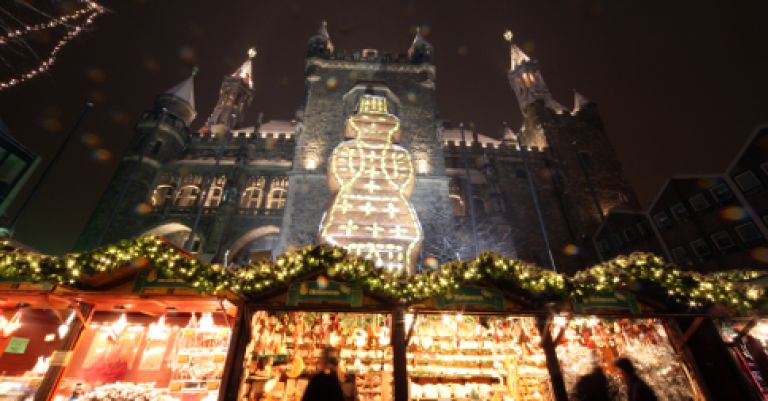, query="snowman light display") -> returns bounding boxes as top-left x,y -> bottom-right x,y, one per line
320,94 -> 423,272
